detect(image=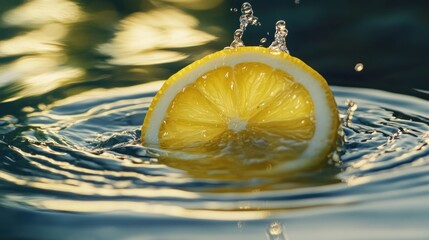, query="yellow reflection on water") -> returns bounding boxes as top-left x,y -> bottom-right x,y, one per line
99,8 -> 217,65
0,0 -> 86,101
2,0 -> 84,27
344,175 -> 371,186
0,24 -> 67,57
0,56 -> 84,101
32,199 -> 269,220
50,81 -> 164,107
17,67 -> 84,100
0,168 -> 198,199
0,56 -> 62,87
